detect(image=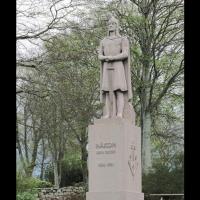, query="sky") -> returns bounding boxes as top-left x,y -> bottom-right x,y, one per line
17,0 -> 89,59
